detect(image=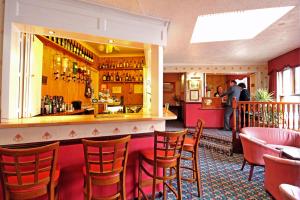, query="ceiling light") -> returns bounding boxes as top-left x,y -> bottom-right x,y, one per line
190,6 -> 295,43
48,30 -> 55,35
